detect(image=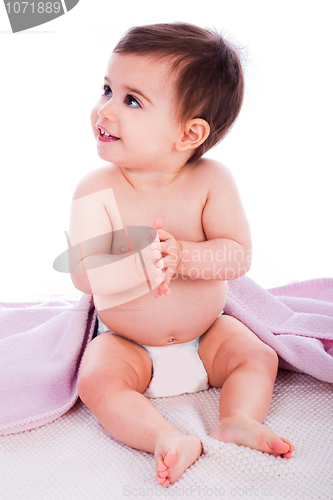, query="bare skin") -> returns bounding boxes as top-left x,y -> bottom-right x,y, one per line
78,309 -> 294,488
77,333 -> 202,487
71,53 -> 295,487
198,314 -> 295,460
